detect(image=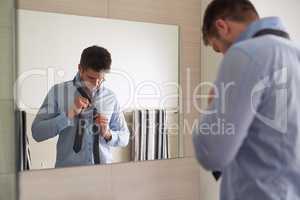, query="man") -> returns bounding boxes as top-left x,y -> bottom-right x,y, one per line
193,0 -> 300,199
32,46 -> 130,168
